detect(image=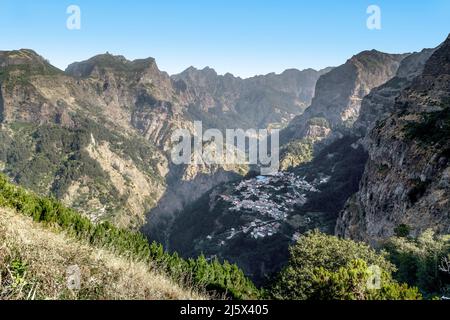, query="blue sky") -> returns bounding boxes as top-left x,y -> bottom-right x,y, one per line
1,0 -> 449,78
